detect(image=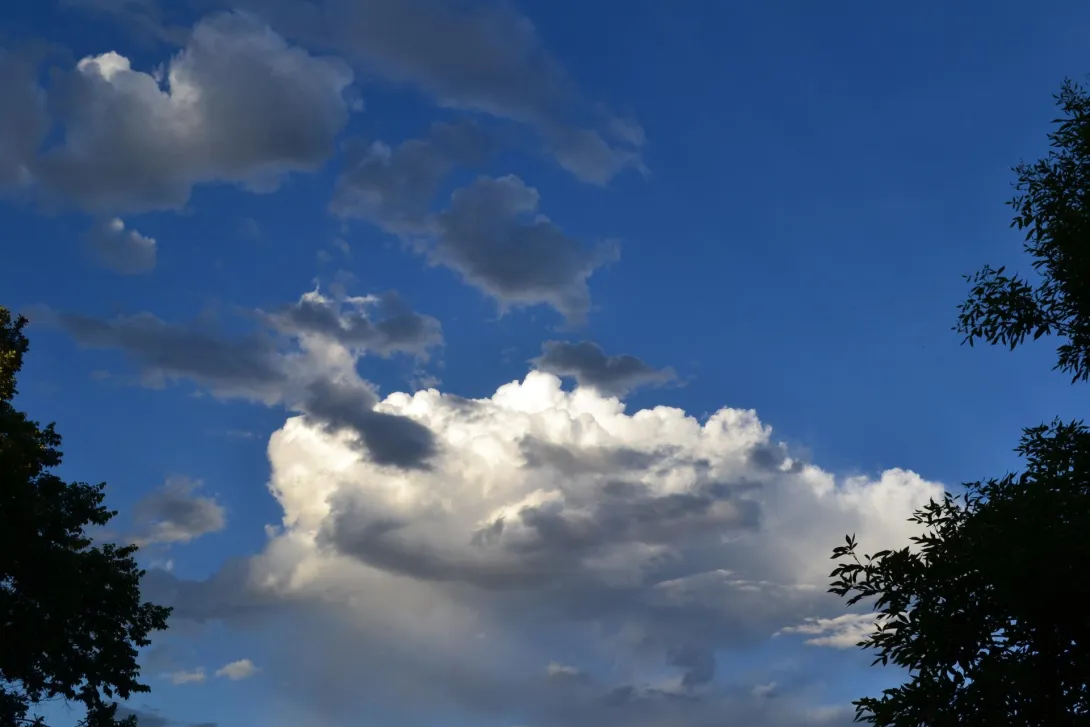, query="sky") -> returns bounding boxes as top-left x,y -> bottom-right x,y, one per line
3,1 -> 1089,725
